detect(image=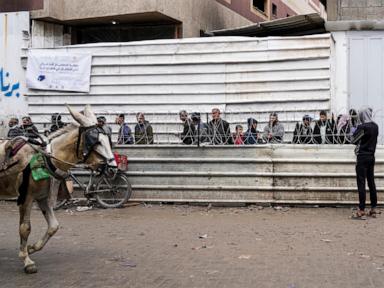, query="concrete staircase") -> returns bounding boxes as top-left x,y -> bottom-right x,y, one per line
102,144 -> 384,205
